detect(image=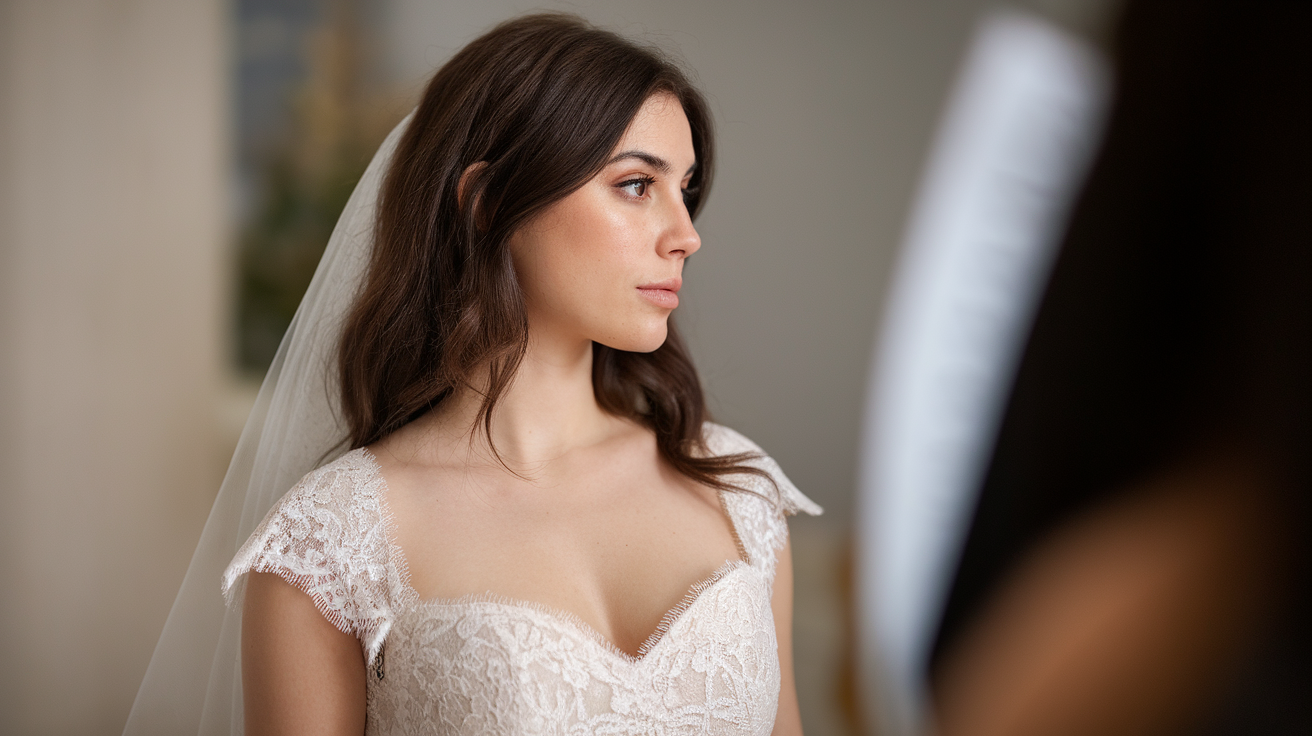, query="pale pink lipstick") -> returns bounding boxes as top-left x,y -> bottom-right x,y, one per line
637,278 -> 681,309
